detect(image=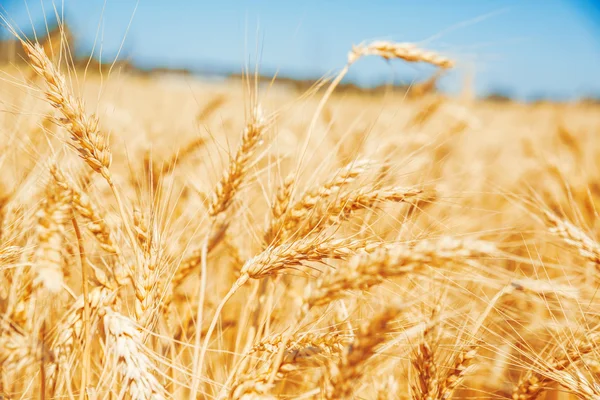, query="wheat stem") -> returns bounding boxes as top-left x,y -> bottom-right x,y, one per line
71,215 -> 89,400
